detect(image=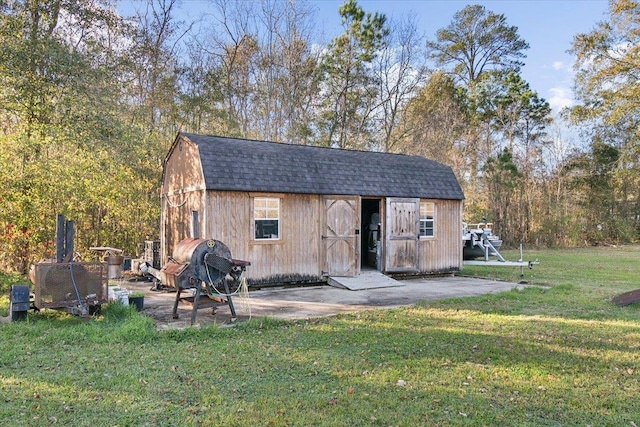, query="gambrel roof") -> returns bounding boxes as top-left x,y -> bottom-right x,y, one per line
174,133 -> 464,200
